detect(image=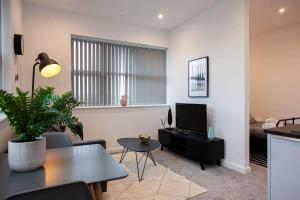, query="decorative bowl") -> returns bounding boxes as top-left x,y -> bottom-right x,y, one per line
138,134 -> 151,144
